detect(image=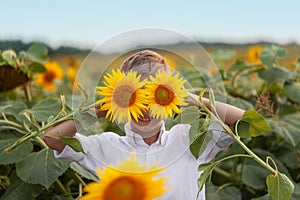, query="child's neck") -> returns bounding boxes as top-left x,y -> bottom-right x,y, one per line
143,133 -> 159,146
